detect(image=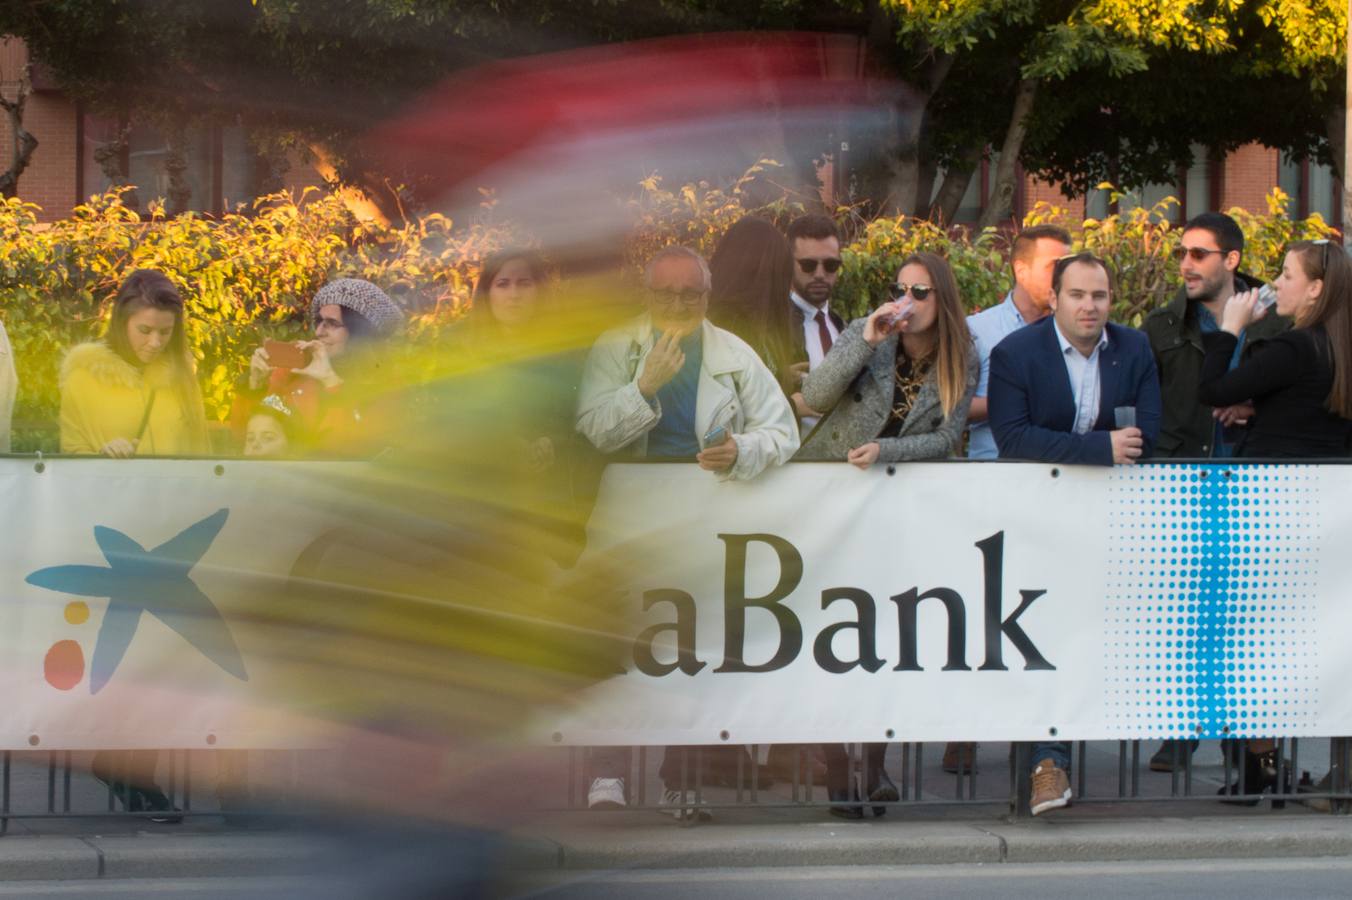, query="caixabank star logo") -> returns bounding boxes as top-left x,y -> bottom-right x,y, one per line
26,509 -> 248,693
